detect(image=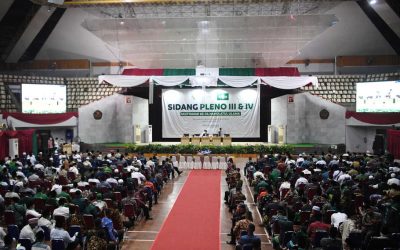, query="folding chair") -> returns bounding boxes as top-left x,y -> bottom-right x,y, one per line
18,238 -> 32,250
193,156 -> 202,169
4,210 -> 16,225
203,156 -> 211,169
83,214 -> 95,230
34,198 -> 46,213
7,224 -> 19,240
40,226 -> 51,241
186,155 -> 193,170
178,155 -> 187,170
211,156 -> 219,169
51,239 -> 65,250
